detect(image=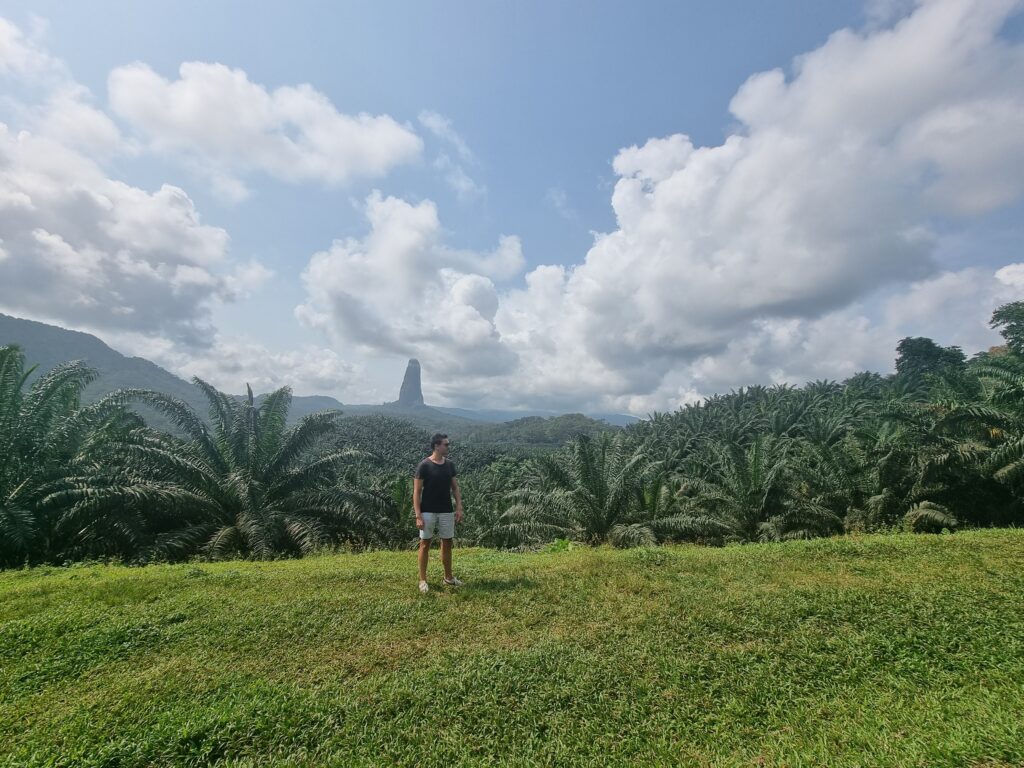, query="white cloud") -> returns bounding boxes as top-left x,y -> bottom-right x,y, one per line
0,16 -> 62,80
295,192 -> 523,378
108,331 -> 359,399
995,263 -> 1024,290
418,110 -> 473,162
224,260 -> 274,298
435,153 -> 486,202
0,17 -> 269,349
0,15 -> 356,401
31,85 -> 124,155
418,110 -> 485,202
0,126 -> 240,344
0,18 -> 123,156
482,0 -> 1024,411
109,61 -> 423,199
297,0 -> 1024,414
5,5 -> 1024,415
600,264 -> 1022,414
545,186 -> 578,221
